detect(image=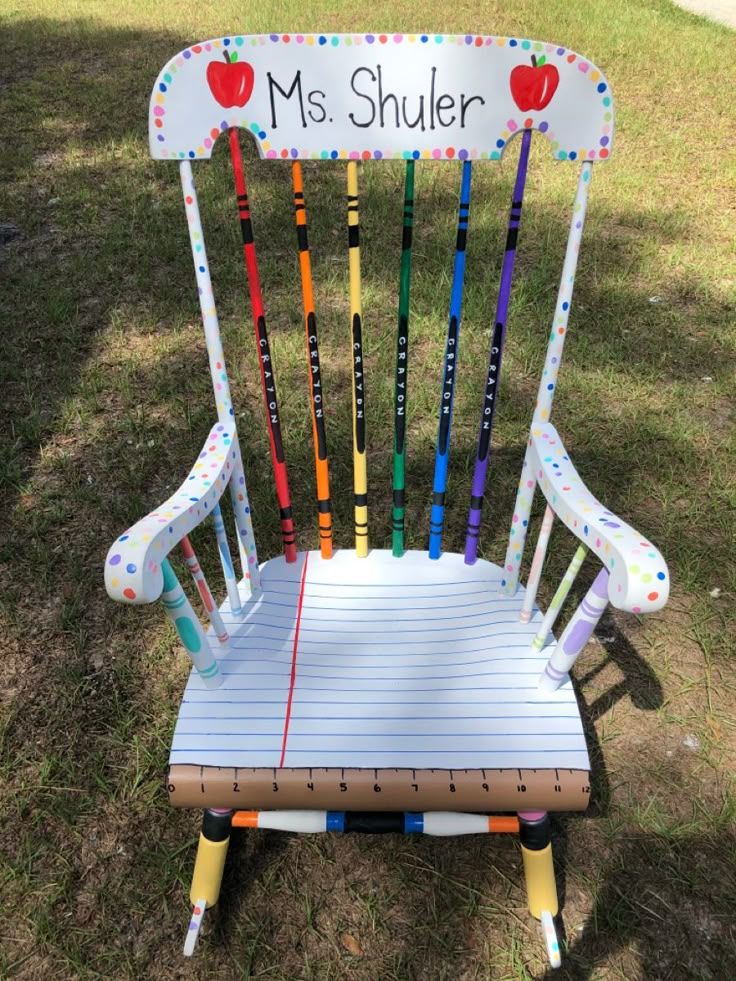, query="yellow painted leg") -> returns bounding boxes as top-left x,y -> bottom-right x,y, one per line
184,809 -> 232,956
519,812 -> 561,968
190,833 -> 230,907
520,842 -> 559,919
